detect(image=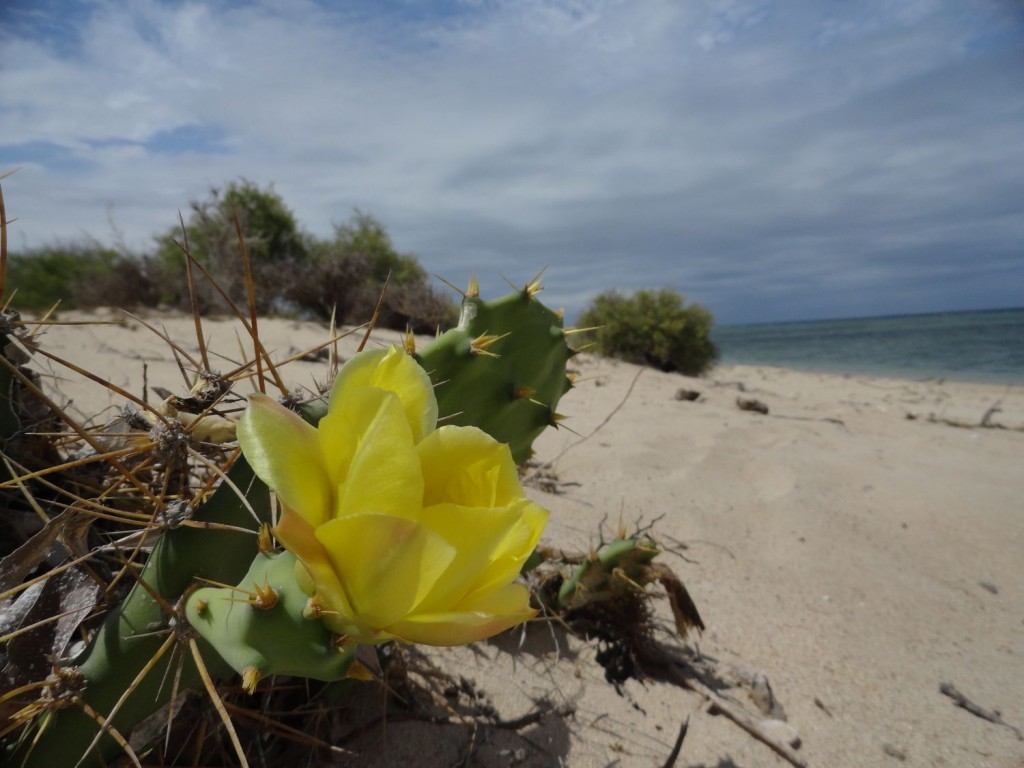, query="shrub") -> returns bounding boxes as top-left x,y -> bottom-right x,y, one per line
277,252 -> 457,333
2,246 -> 165,312
70,255 -> 161,309
6,183 -> 454,326
3,245 -> 118,310
278,211 -> 457,332
577,288 -> 719,376
153,179 -> 311,312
